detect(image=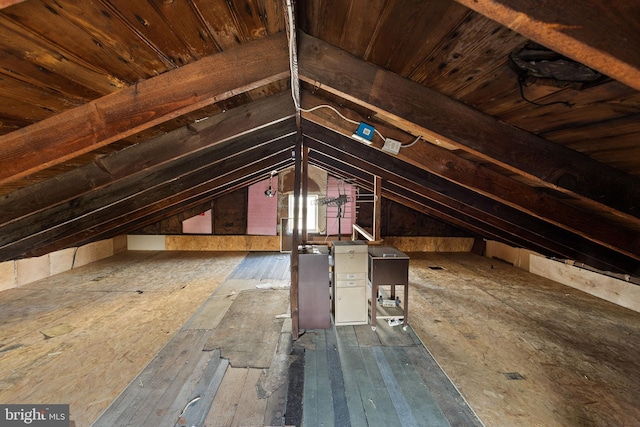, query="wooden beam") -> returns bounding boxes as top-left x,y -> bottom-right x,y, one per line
298,31 -> 640,226
304,123 -> 639,273
321,151 -> 638,274
453,0 -> 640,92
61,156 -> 295,255
0,118 -> 296,246
309,145 -> 637,274
290,130 -> 303,340
0,130 -> 295,261
0,1 -> 25,8
18,146 -> 293,259
373,175 -> 382,241
0,92 -> 296,227
309,151 -> 505,241
0,32 -> 289,185
301,98 -> 640,262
